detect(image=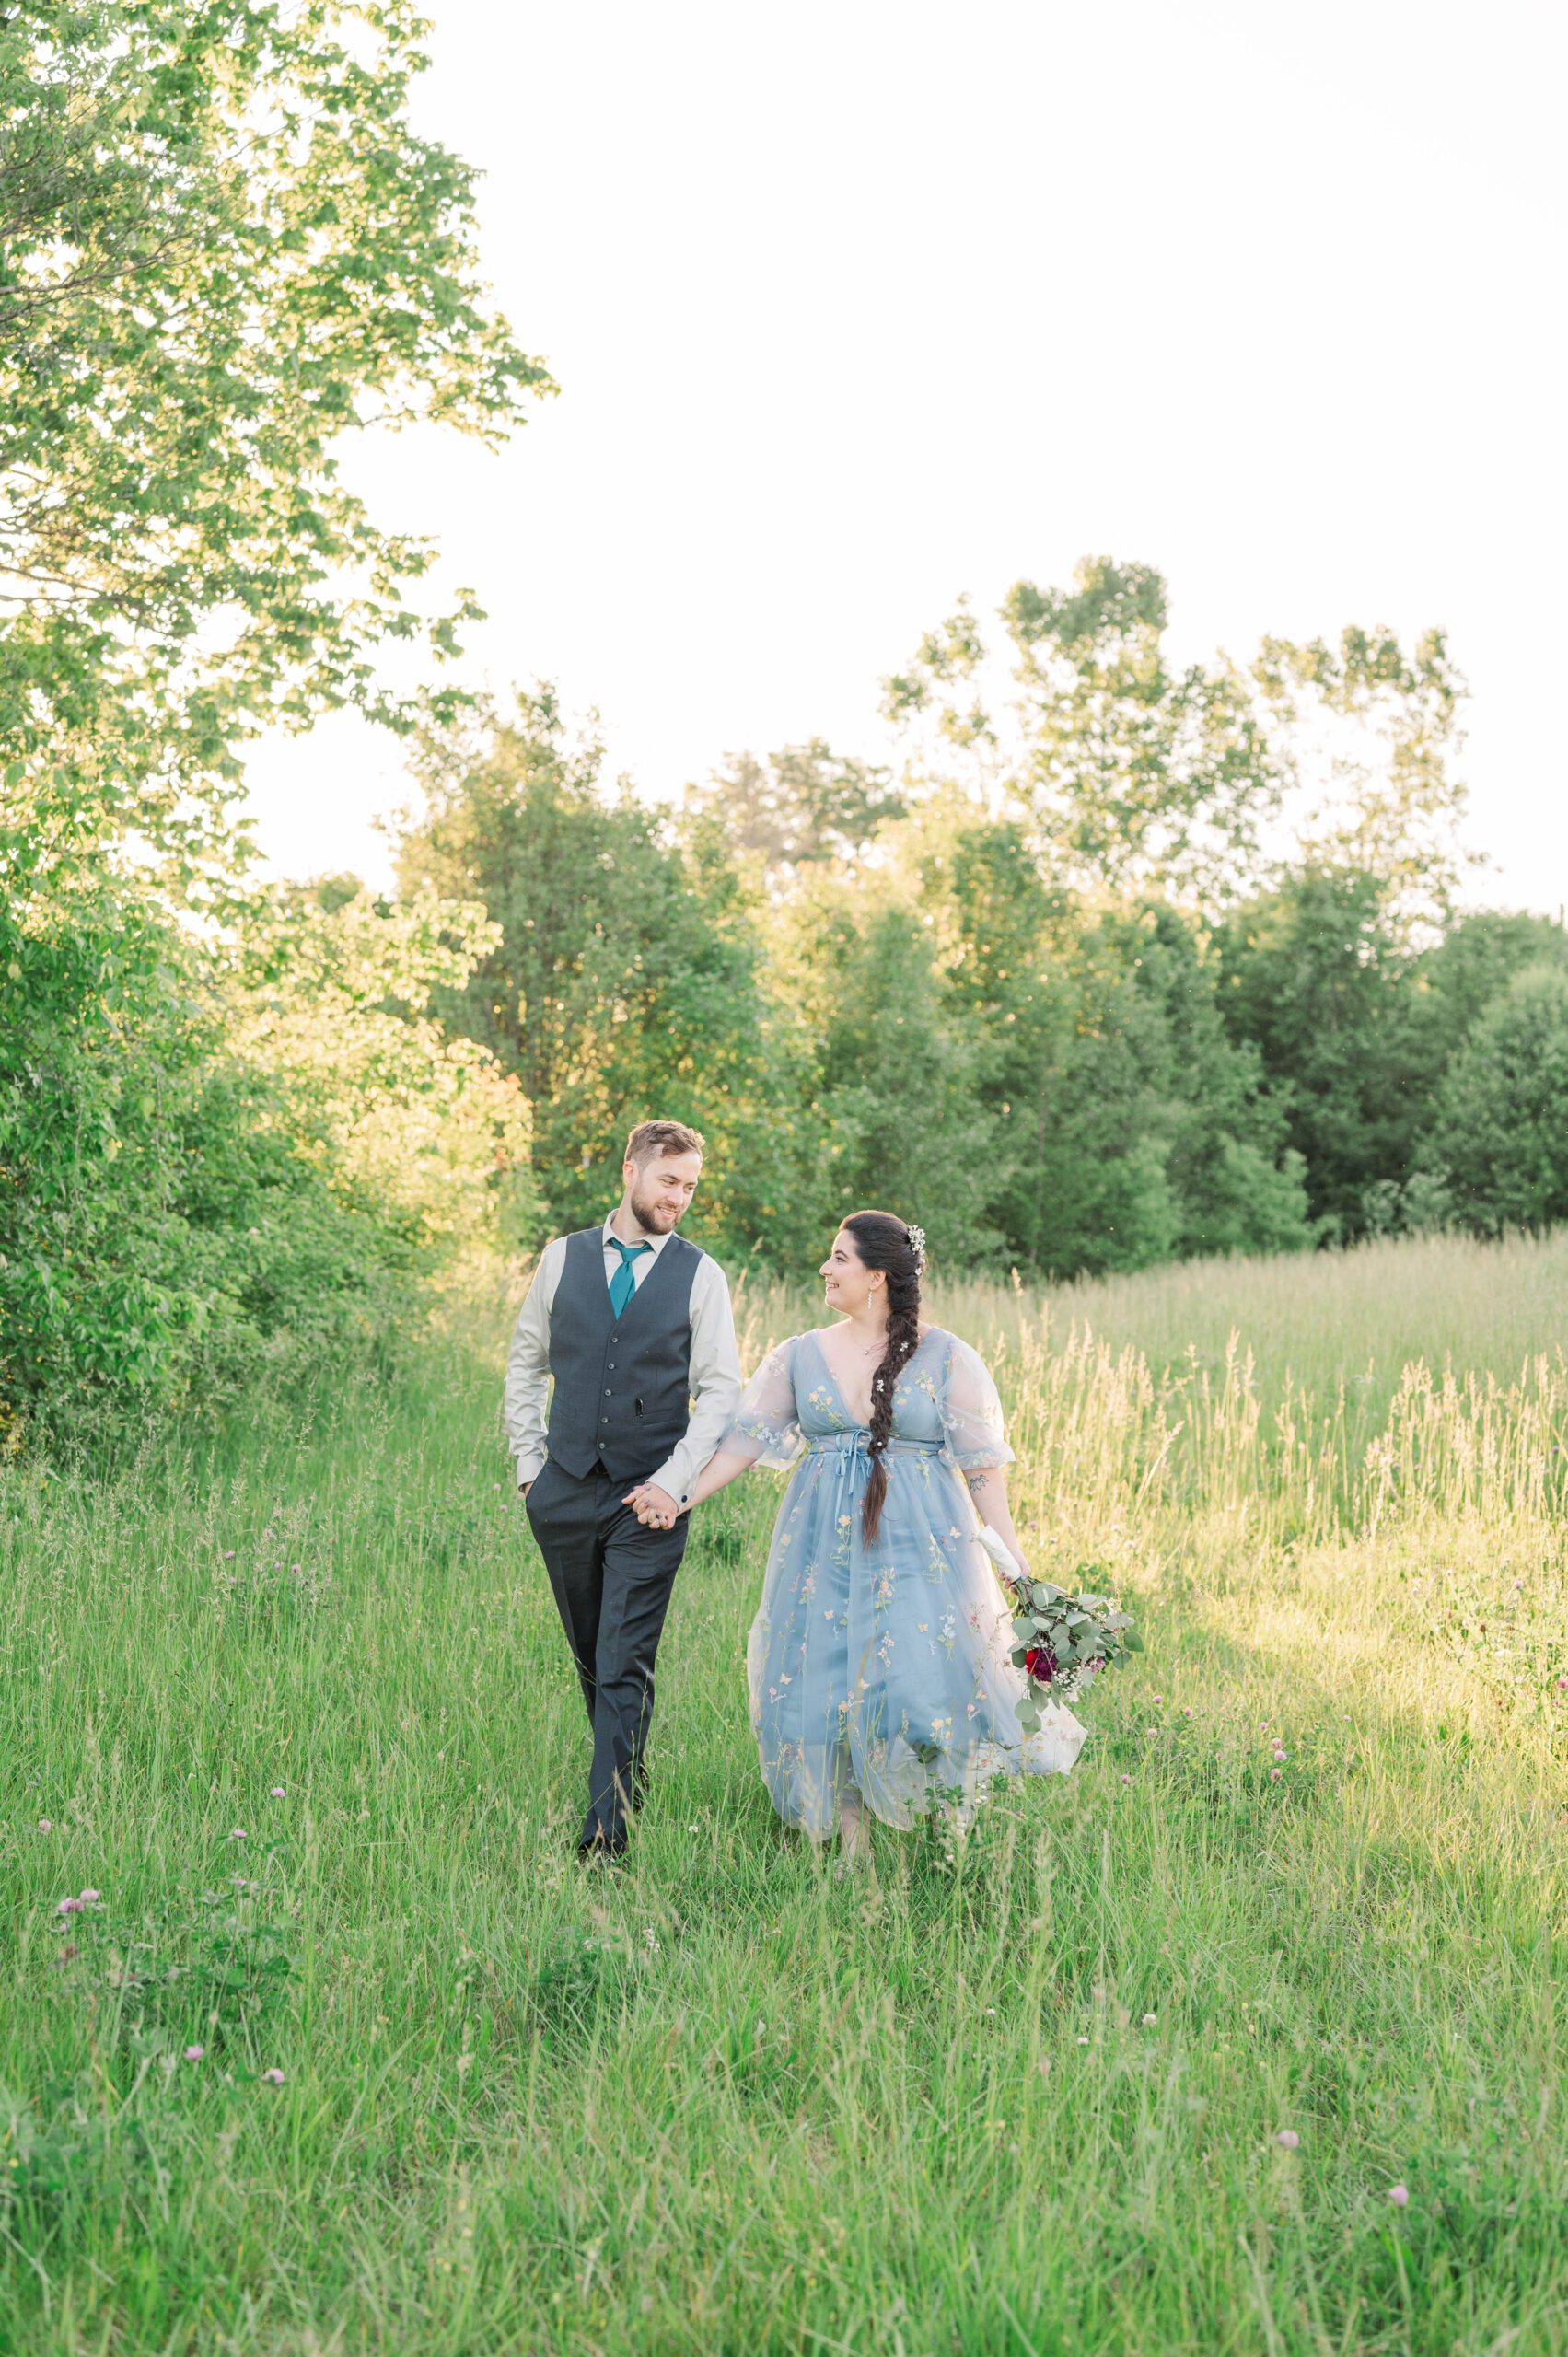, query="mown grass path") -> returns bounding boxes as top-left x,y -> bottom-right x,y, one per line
3,1238 -> 1566,2355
